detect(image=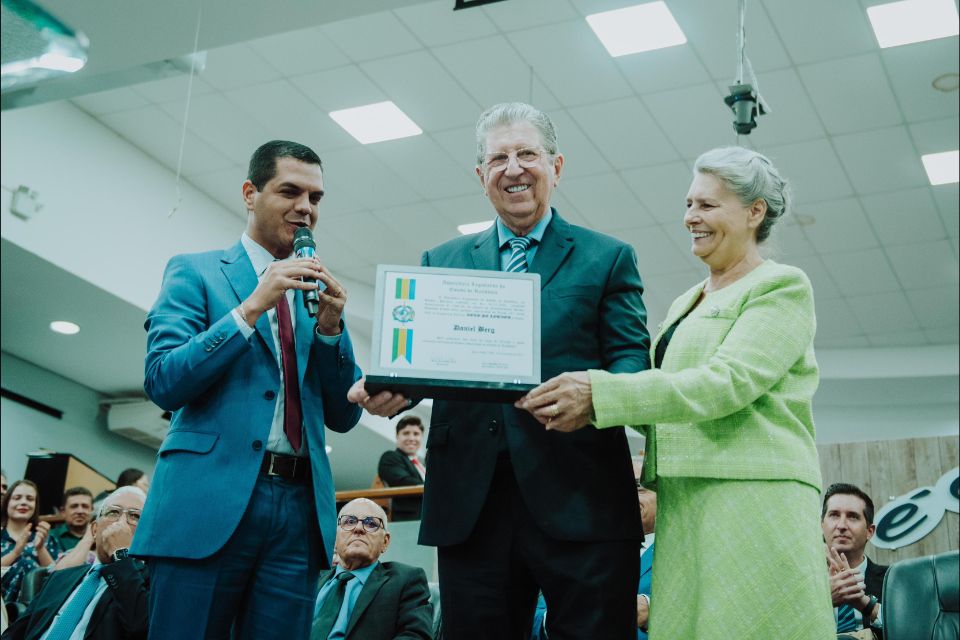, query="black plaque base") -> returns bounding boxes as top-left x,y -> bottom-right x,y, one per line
365,375 -> 535,403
